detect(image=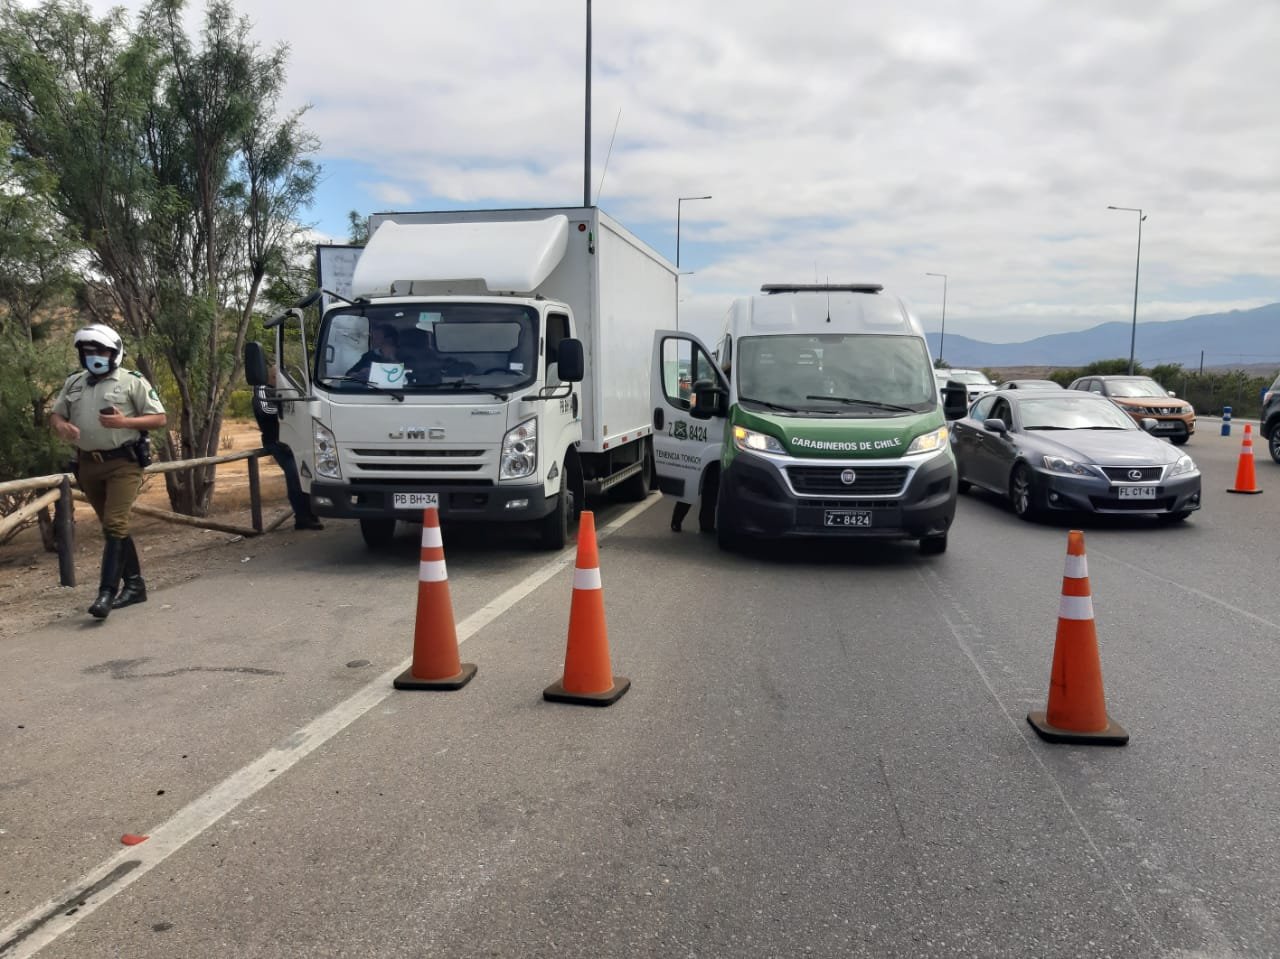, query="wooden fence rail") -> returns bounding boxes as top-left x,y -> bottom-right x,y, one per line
0,447 -> 281,589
